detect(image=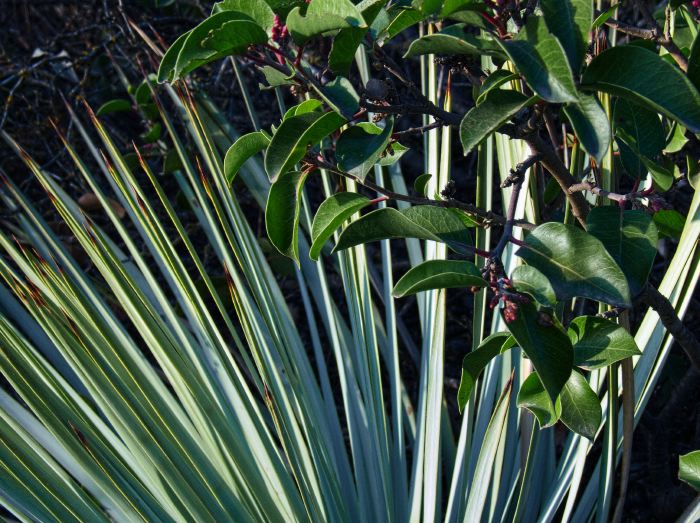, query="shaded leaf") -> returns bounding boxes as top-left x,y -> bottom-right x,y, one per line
413,173 -> 432,197
586,207 -> 658,296
506,301 -> 574,402
403,24 -> 503,58
516,222 -> 631,307
476,70 -> 519,104
499,16 -> 578,103
517,372 -> 562,428
460,90 -> 535,154
313,76 -> 360,118
559,370 -> 601,441
653,209 -> 685,239
458,332 -> 512,413
613,98 -> 665,179
265,111 -> 346,181
329,0 -> 385,75
568,316 -> 641,370
96,99 -> 132,116
309,192 -> 371,260
541,0 -> 593,73
224,131 -> 270,184
265,170 -> 310,262
563,94 -> 611,164
510,265 -> 557,307
392,260 -> 486,297
582,45 -> 700,133
335,120 -> 393,181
